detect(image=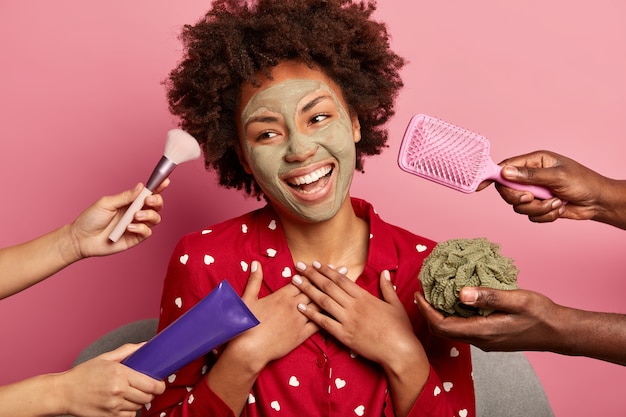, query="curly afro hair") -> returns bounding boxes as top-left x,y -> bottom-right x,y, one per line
166,0 -> 406,198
